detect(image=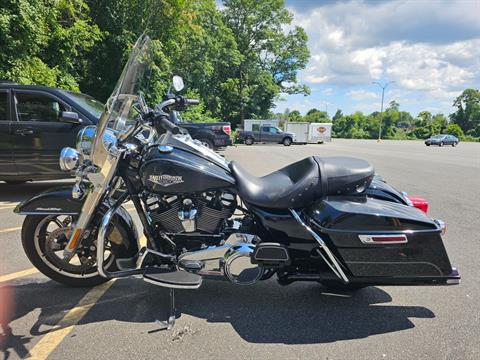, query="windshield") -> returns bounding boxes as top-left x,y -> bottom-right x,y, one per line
63,91 -> 104,118
91,35 -> 153,167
